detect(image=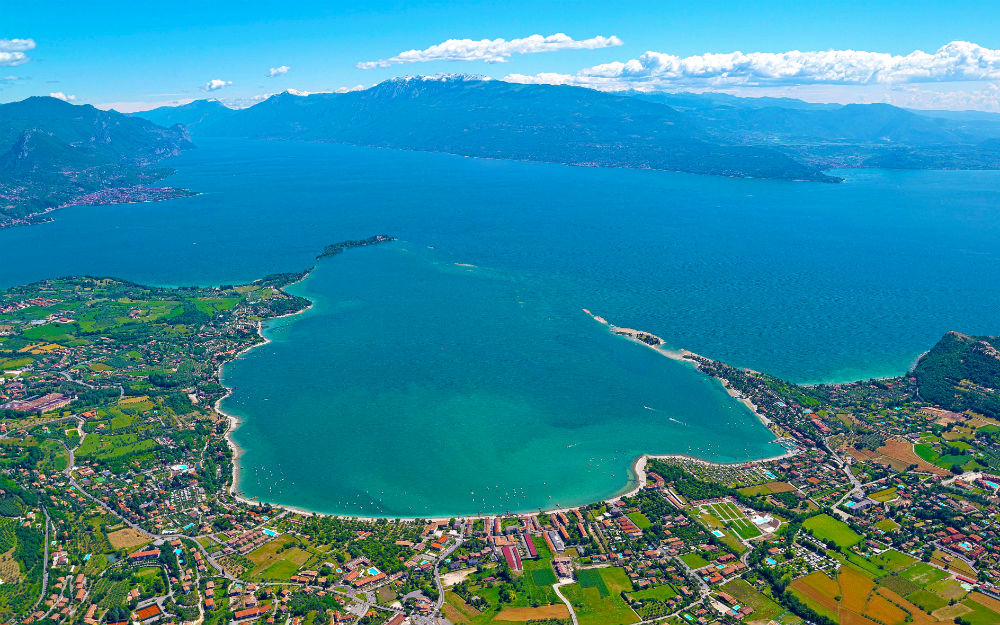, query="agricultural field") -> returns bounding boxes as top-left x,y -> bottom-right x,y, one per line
107,527 -> 150,550
913,440 -> 978,471
245,537 -> 313,580
519,537 -> 559,605
737,481 -> 797,496
559,566 -> 638,625
789,551 -> 986,625
868,486 -> 898,502
75,432 -> 158,462
802,514 -> 862,548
